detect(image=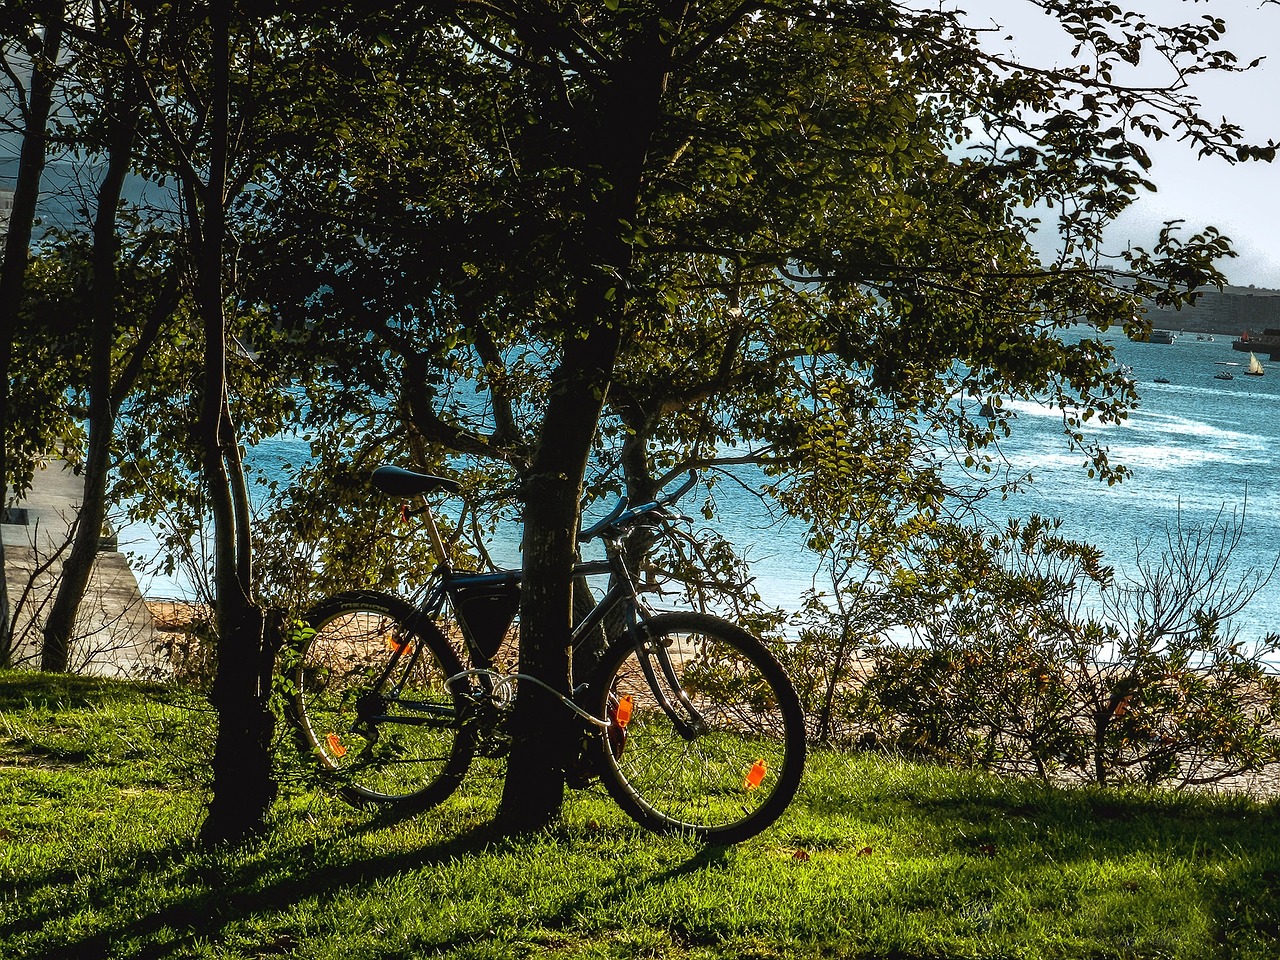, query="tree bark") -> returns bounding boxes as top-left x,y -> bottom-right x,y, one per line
41,87 -> 139,672
499,316 -> 624,831
193,0 -> 278,845
496,11 -> 678,831
0,7 -> 66,666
